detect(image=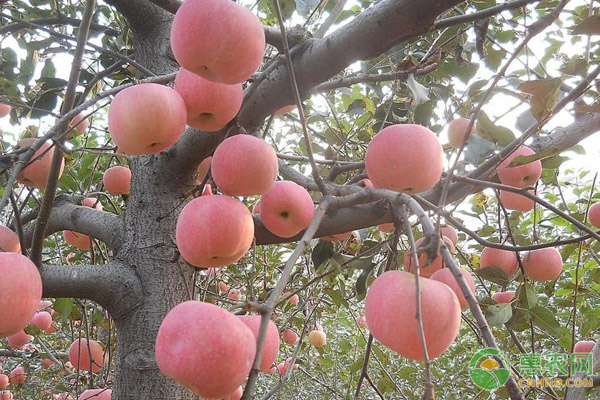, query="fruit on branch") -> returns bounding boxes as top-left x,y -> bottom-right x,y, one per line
0,225 -> 21,253
252,201 -> 261,214
155,301 -> 256,399
224,386 -> 243,400
259,181 -> 315,238
282,329 -> 298,345
356,315 -> 368,328
174,68 -> 243,132
228,288 -> 242,300
491,291 -> 516,304
378,222 -> 394,233
170,0 -> 266,84
78,389 -> 112,400
9,366 -> 26,384
102,166 -> 131,195
67,112 -> 90,138
365,270 -> 461,361
275,105 -> 296,115
403,235 -> 455,278
0,103 -> 11,118
0,253 -> 42,338
497,146 -> 542,187
440,225 -> 458,246
522,247 -> 563,282
7,330 -> 31,349
69,338 -> 105,372
365,124 -> 443,194
447,118 -> 476,148
0,375 -> 7,389
30,311 -> 52,331
83,197 -> 103,211
41,358 -> 54,369
16,138 -> 65,189
176,195 -> 254,267
218,281 -> 228,293
108,83 -> 187,155
308,330 -> 327,347
480,247 -> 518,277
430,267 -> 476,309
283,291 -> 299,305
196,156 -> 212,183
211,135 -> 278,196
0,390 -> 12,400
237,315 -> 280,372
587,202 -> 600,228
53,393 -> 74,400
573,340 -> 595,353
276,358 -> 298,374
63,230 -> 91,250
499,189 -> 535,211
